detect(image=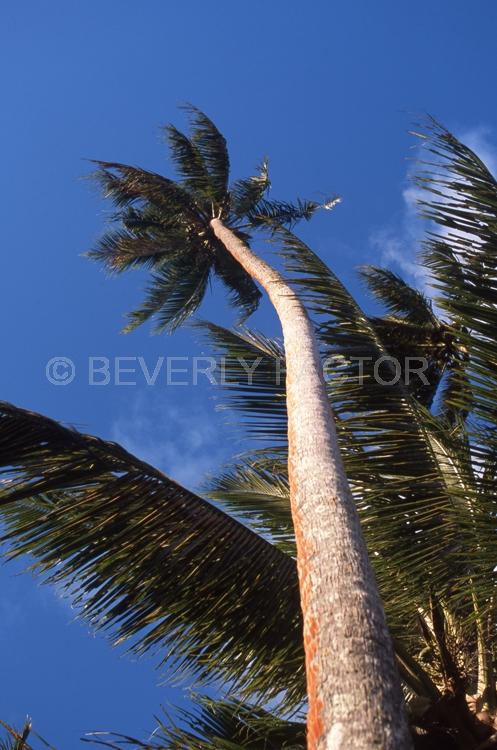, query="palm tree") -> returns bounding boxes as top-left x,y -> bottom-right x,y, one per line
86,105 -> 410,750
3,120 -> 497,749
